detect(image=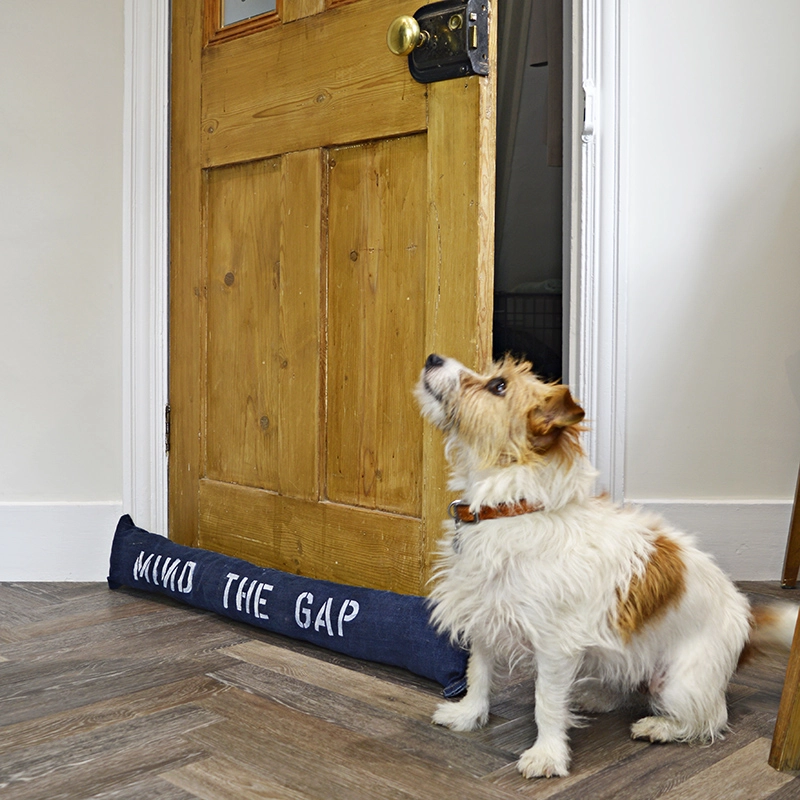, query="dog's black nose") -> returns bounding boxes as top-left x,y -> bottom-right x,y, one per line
425,353 -> 445,369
